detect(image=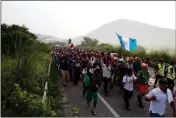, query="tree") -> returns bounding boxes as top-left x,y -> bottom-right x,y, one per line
81,36 -> 99,46
1,24 -> 37,56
